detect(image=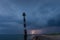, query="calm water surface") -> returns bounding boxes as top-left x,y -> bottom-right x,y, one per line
0,34 -> 59,40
